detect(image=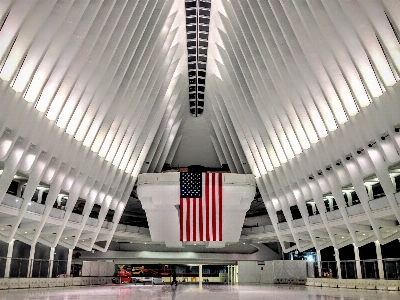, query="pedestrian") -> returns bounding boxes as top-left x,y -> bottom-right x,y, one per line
170,270 -> 178,286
